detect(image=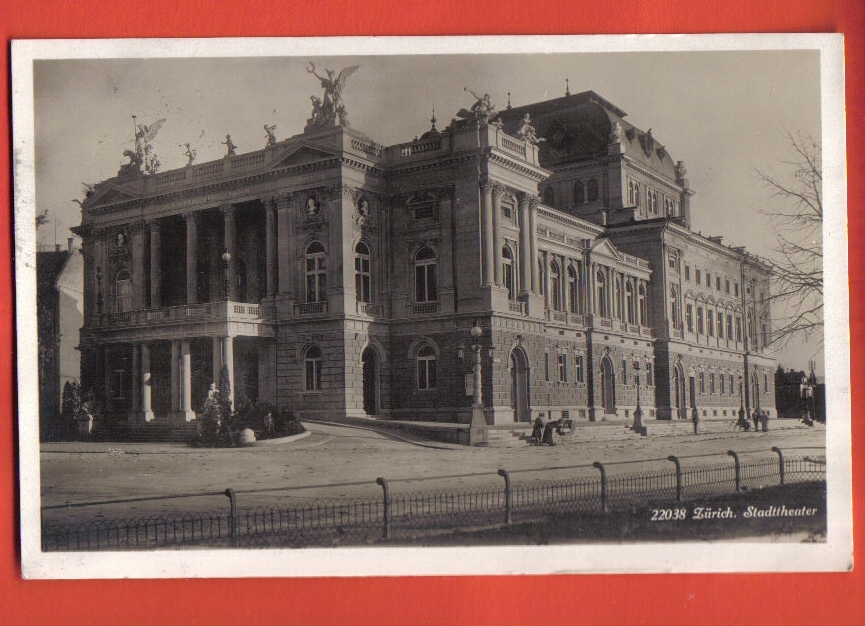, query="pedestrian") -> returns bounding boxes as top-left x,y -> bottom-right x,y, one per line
691,407 -> 699,434
752,410 -> 759,432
